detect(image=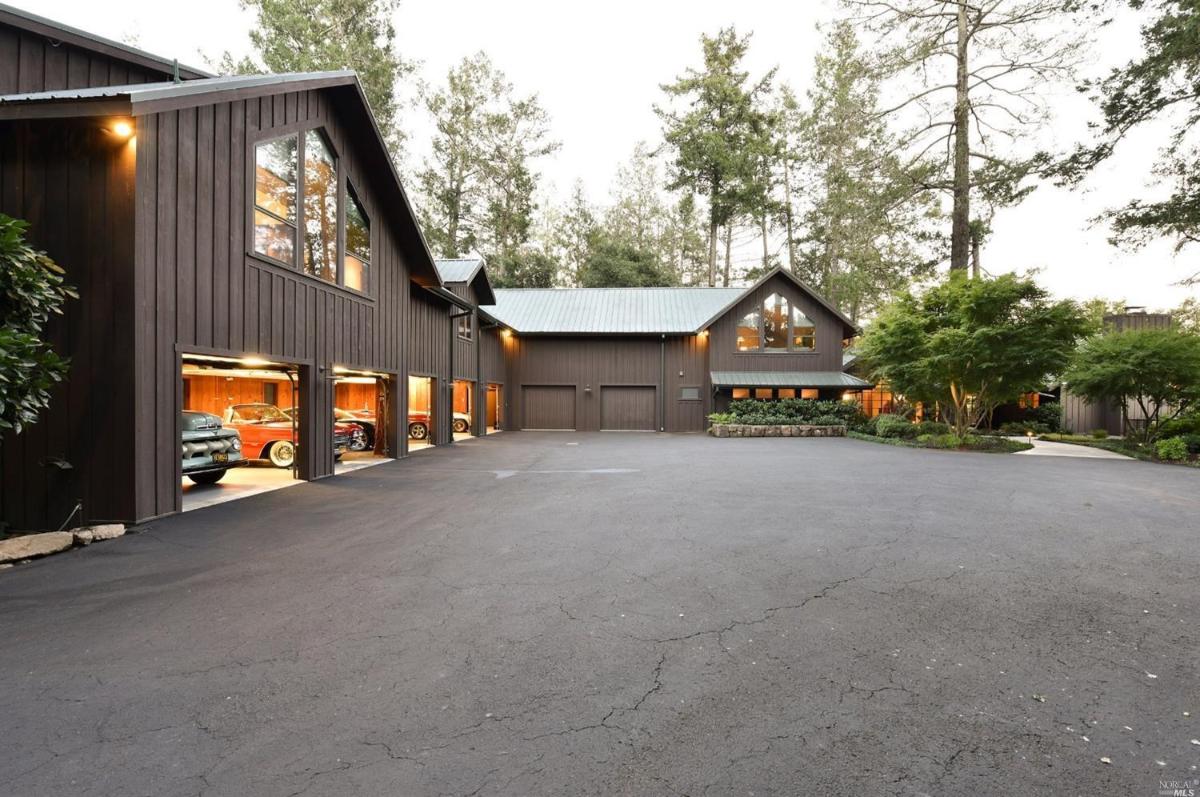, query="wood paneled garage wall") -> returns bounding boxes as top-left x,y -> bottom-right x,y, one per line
504,335 -> 709,433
